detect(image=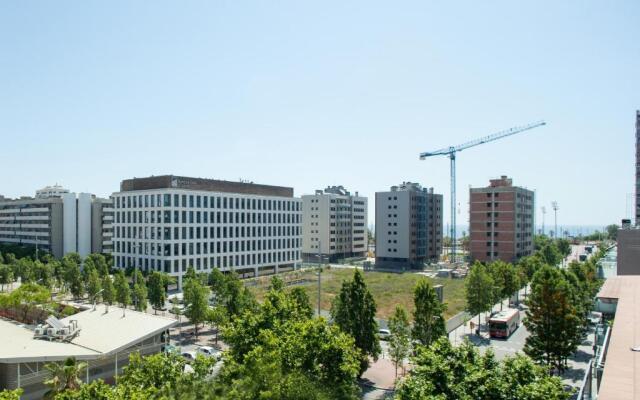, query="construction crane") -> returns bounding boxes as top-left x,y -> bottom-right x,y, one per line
419,121 -> 546,263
